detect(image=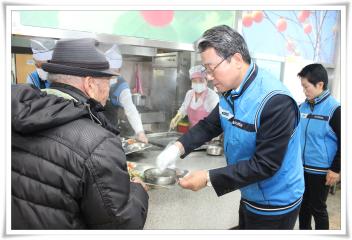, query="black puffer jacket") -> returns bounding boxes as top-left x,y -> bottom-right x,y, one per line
11,83 -> 148,229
